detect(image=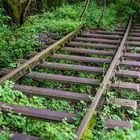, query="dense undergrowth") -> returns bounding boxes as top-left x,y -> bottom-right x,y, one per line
0,1 -> 135,68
